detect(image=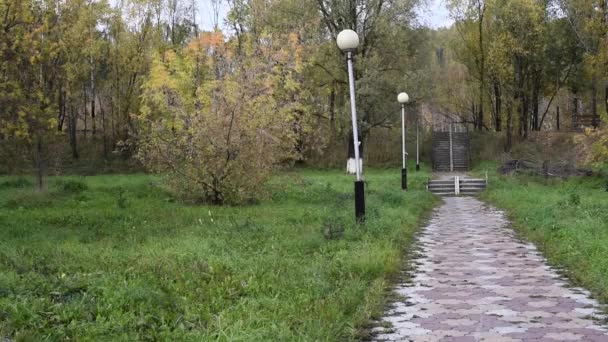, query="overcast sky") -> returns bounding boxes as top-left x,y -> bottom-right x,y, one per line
198,0 -> 453,32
